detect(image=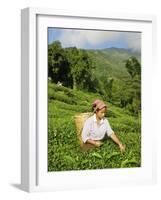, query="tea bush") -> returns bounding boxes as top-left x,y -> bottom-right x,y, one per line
48,82 -> 141,171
